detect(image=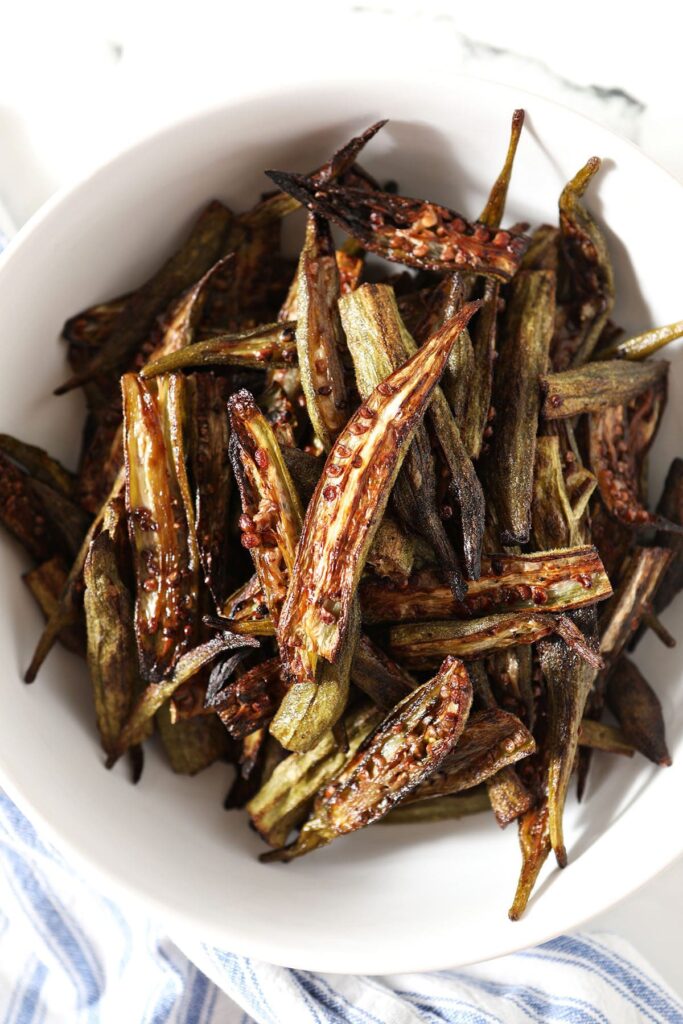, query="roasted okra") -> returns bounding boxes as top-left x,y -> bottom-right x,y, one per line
4,114 -> 680,922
